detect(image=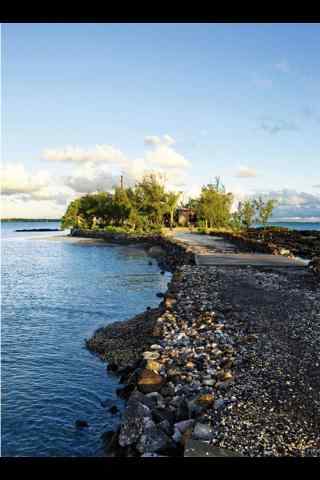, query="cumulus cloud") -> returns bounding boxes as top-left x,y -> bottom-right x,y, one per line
235,167 -> 257,178
144,135 -> 175,147
1,163 -> 50,196
250,189 -> 320,219
259,118 -> 299,134
145,144 -> 190,170
43,145 -> 128,166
